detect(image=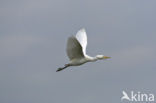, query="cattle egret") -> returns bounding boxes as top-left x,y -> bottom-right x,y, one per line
56,28 -> 110,72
